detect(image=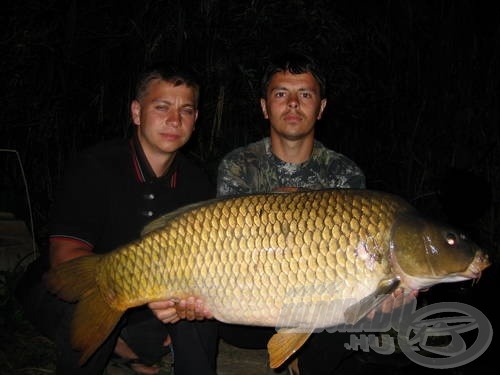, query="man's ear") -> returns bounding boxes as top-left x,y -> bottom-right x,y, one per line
131,100 -> 141,125
317,98 -> 327,120
260,98 -> 269,119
